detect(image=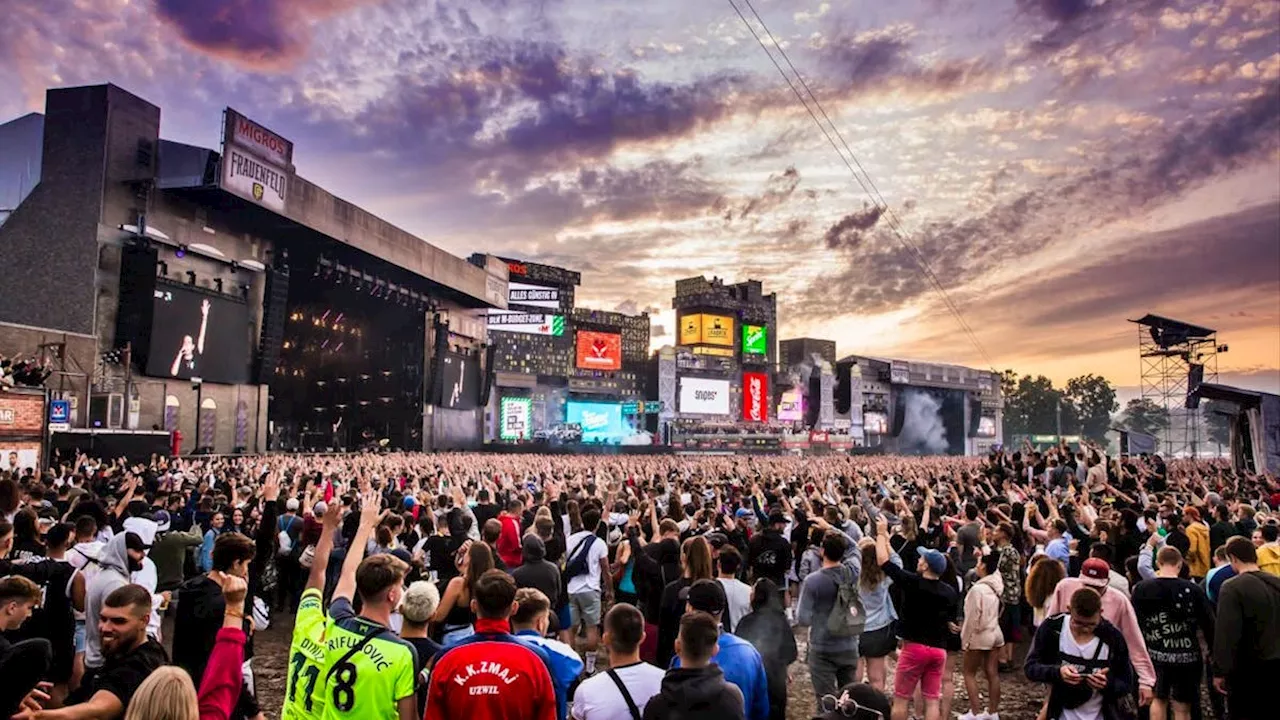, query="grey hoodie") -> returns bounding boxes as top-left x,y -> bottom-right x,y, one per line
83,532 -> 134,669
